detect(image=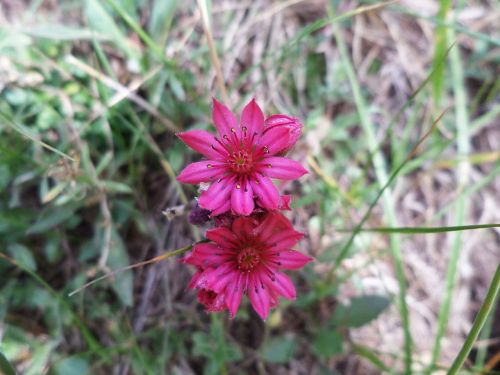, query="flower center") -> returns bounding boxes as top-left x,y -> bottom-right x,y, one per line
237,247 -> 261,271
228,150 -> 253,174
